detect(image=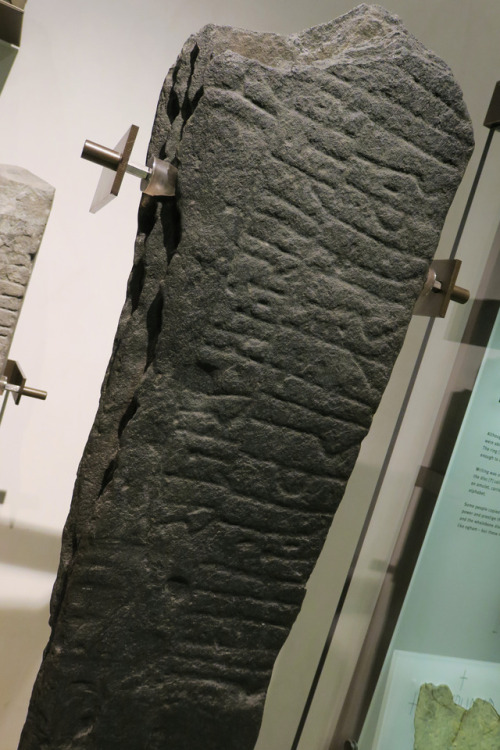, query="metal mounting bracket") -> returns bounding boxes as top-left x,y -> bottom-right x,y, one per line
0,360 -> 47,404
81,124 -> 177,213
413,259 -> 469,318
